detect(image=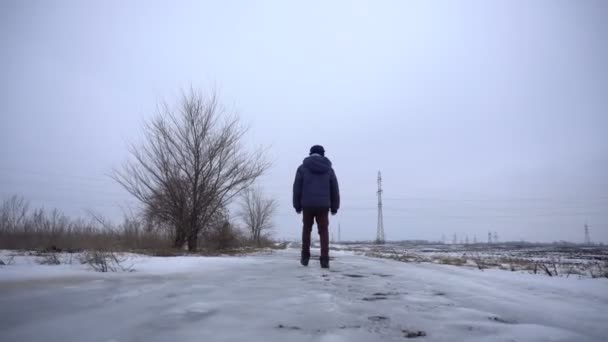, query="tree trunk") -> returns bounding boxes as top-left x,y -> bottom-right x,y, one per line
187,232 -> 198,251
173,227 -> 186,249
